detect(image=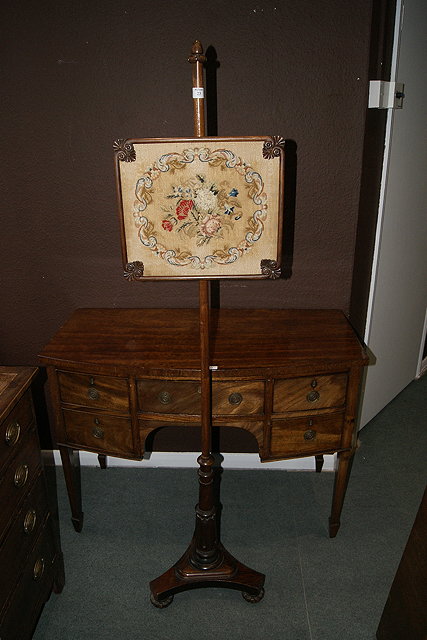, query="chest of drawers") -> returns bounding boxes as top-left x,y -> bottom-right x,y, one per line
40,308 -> 368,538
0,367 -> 64,640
